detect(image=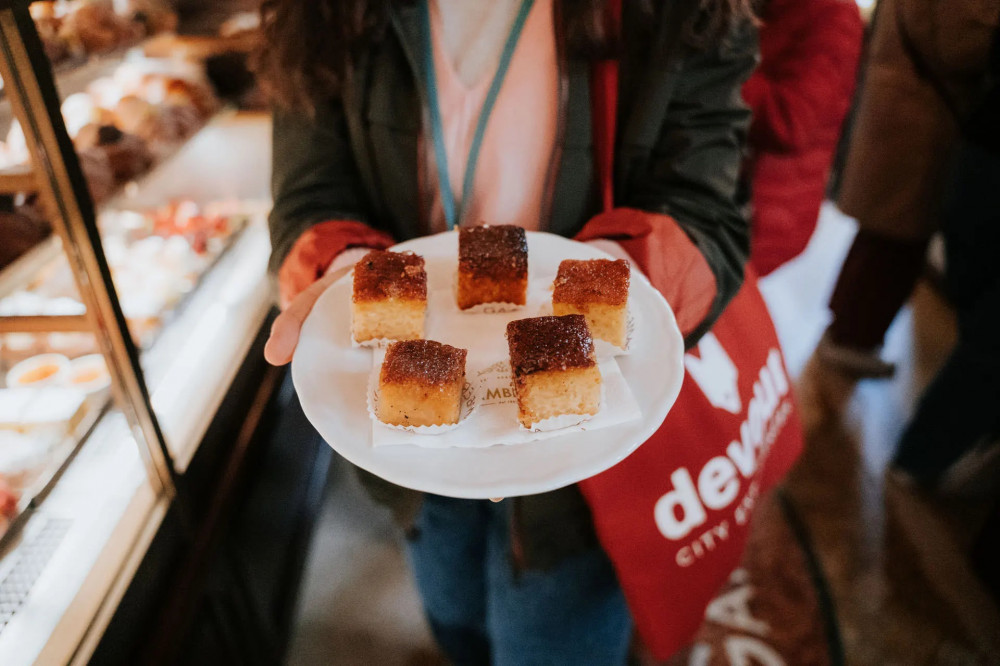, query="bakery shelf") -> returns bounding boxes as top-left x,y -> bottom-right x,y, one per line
0,14 -> 243,303
145,218 -> 271,471
0,108 -> 237,304
0,110 -> 271,519
0,313 -> 87,332
0,217 -> 267,530
0,163 -> 35,192
0,10 -> 156,96
104,108 -> 264,209
0,38 -> 150,133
